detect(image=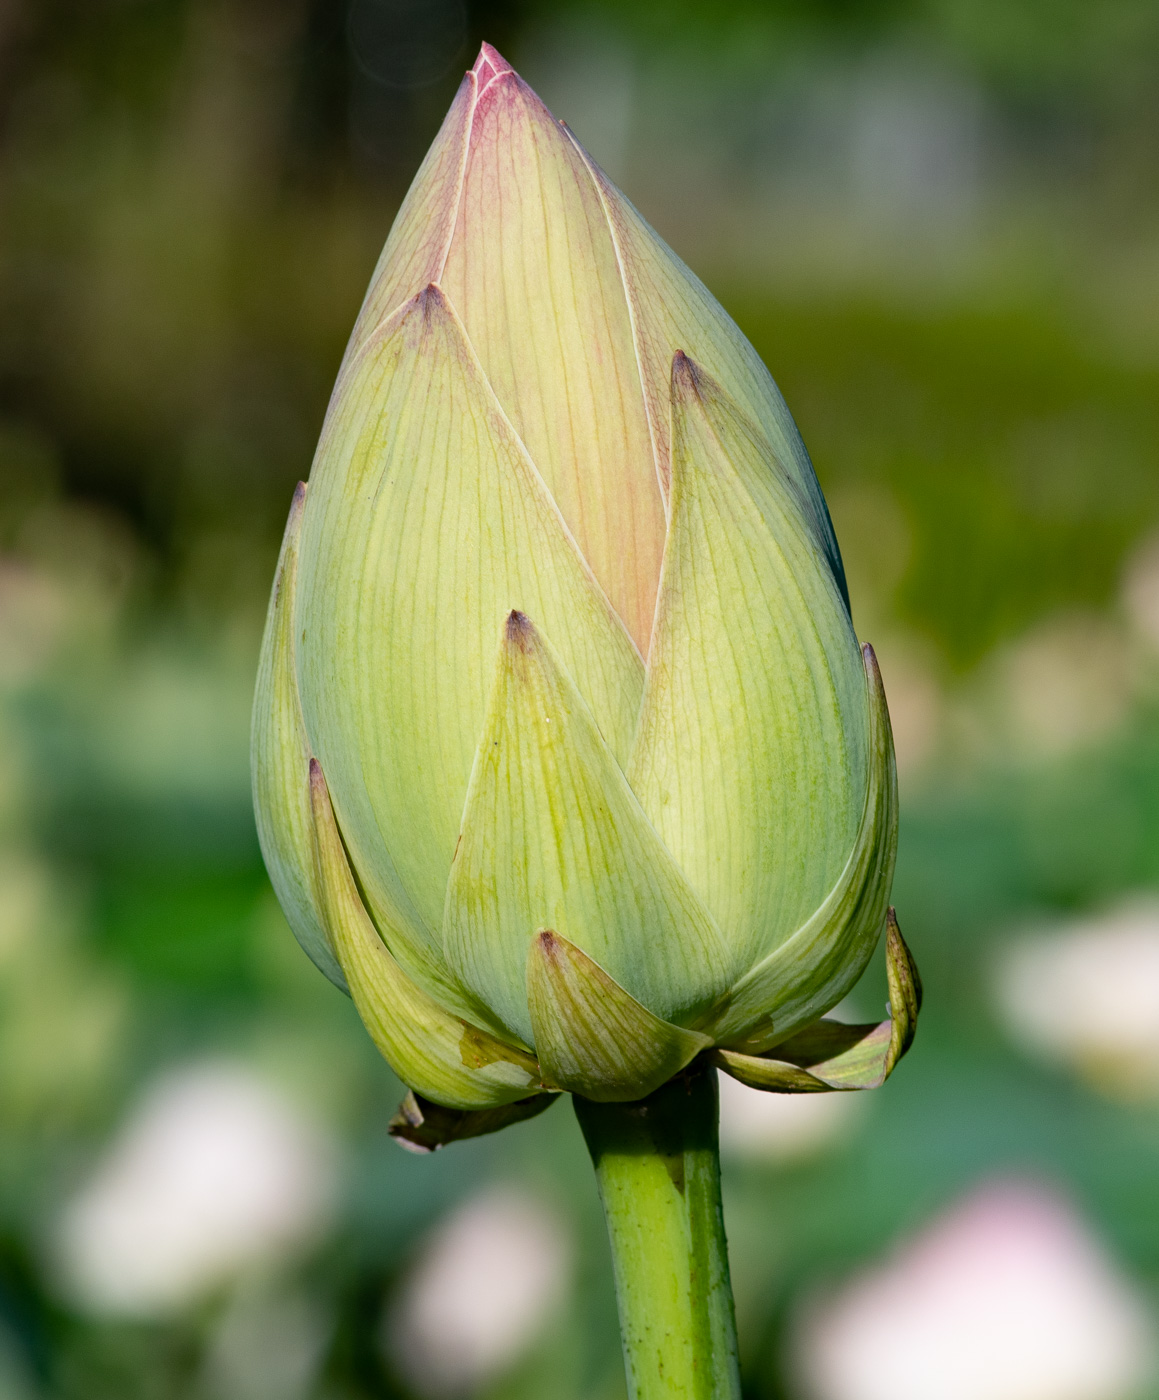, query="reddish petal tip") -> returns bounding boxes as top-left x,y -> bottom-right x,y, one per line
536,928 -> 561,959
505,609 -> 536,652
472,42 -> 514,92
671,349 -> 704,399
